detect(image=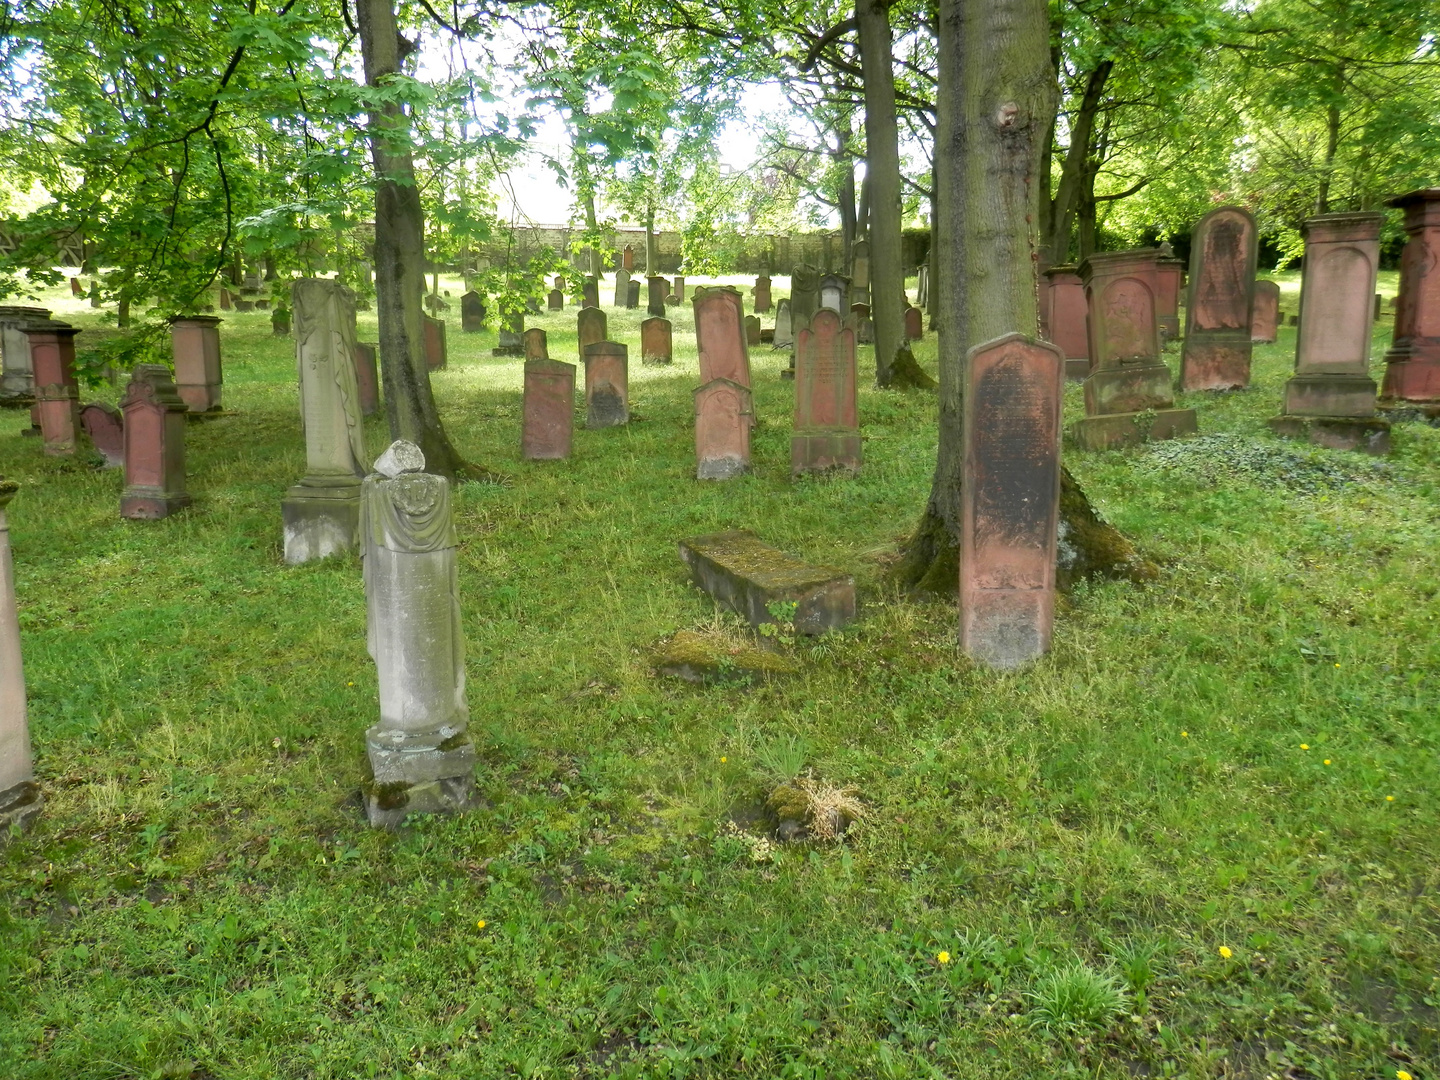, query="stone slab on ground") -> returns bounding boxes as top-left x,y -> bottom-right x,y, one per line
651,630 -> 799,684
1268,415 -> 1391,456
678,530 -> 855,636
